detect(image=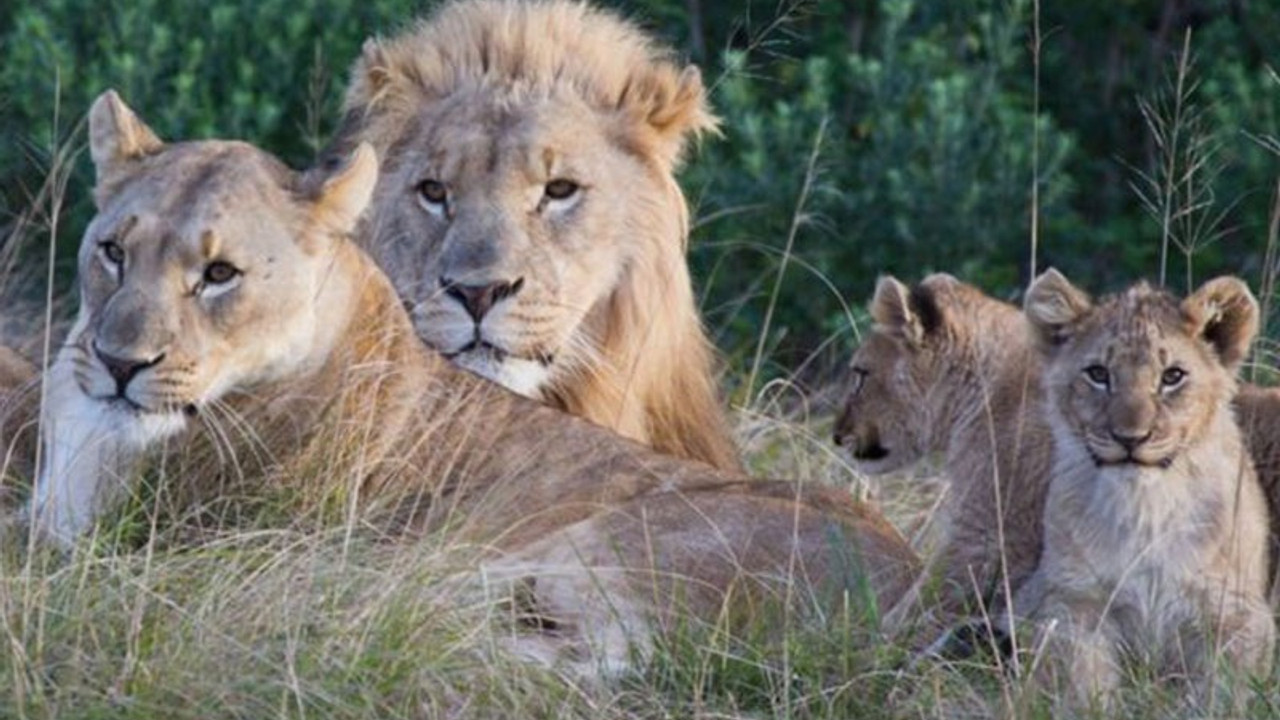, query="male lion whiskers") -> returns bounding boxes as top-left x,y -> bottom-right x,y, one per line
1012,269 -> 1274,711
27,90 -> 919,677
326,0 -> 741,471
